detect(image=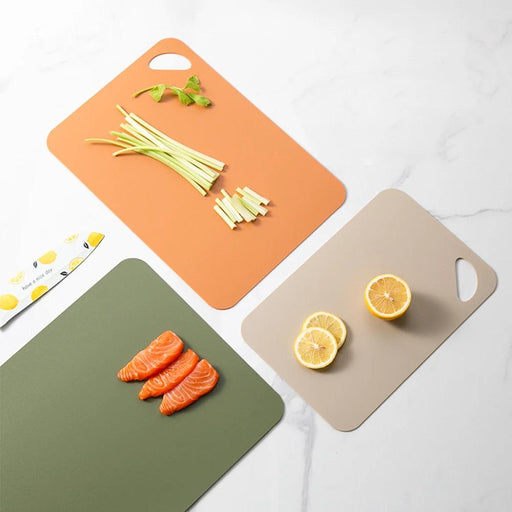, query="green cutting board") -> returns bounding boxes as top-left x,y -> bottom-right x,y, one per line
0,259 -> 283,512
